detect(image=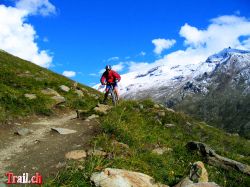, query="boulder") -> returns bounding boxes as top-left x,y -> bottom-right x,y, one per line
91,168 -> 169,187
87,149 -> 107,156
174,177 -> 220,187
174,177 -> 193,187
189,161 -> 208,183
166,108 -> 175,113
88,114 -> 99,120
41,88 -> 60,96
14,128 -> 31,136
51,96 -> 66,105
158,111 -> 166,117
174,162 -> 219,187
65,150 -> 87,160
74,89 -> 84,97
152,147 -> 173,155
94,104 -> 113,115
51,127 -> 77,135
59,85 -> 70,92
154,104 -> 160,109
24,94 -> 37,100
186,141 -> 250,176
